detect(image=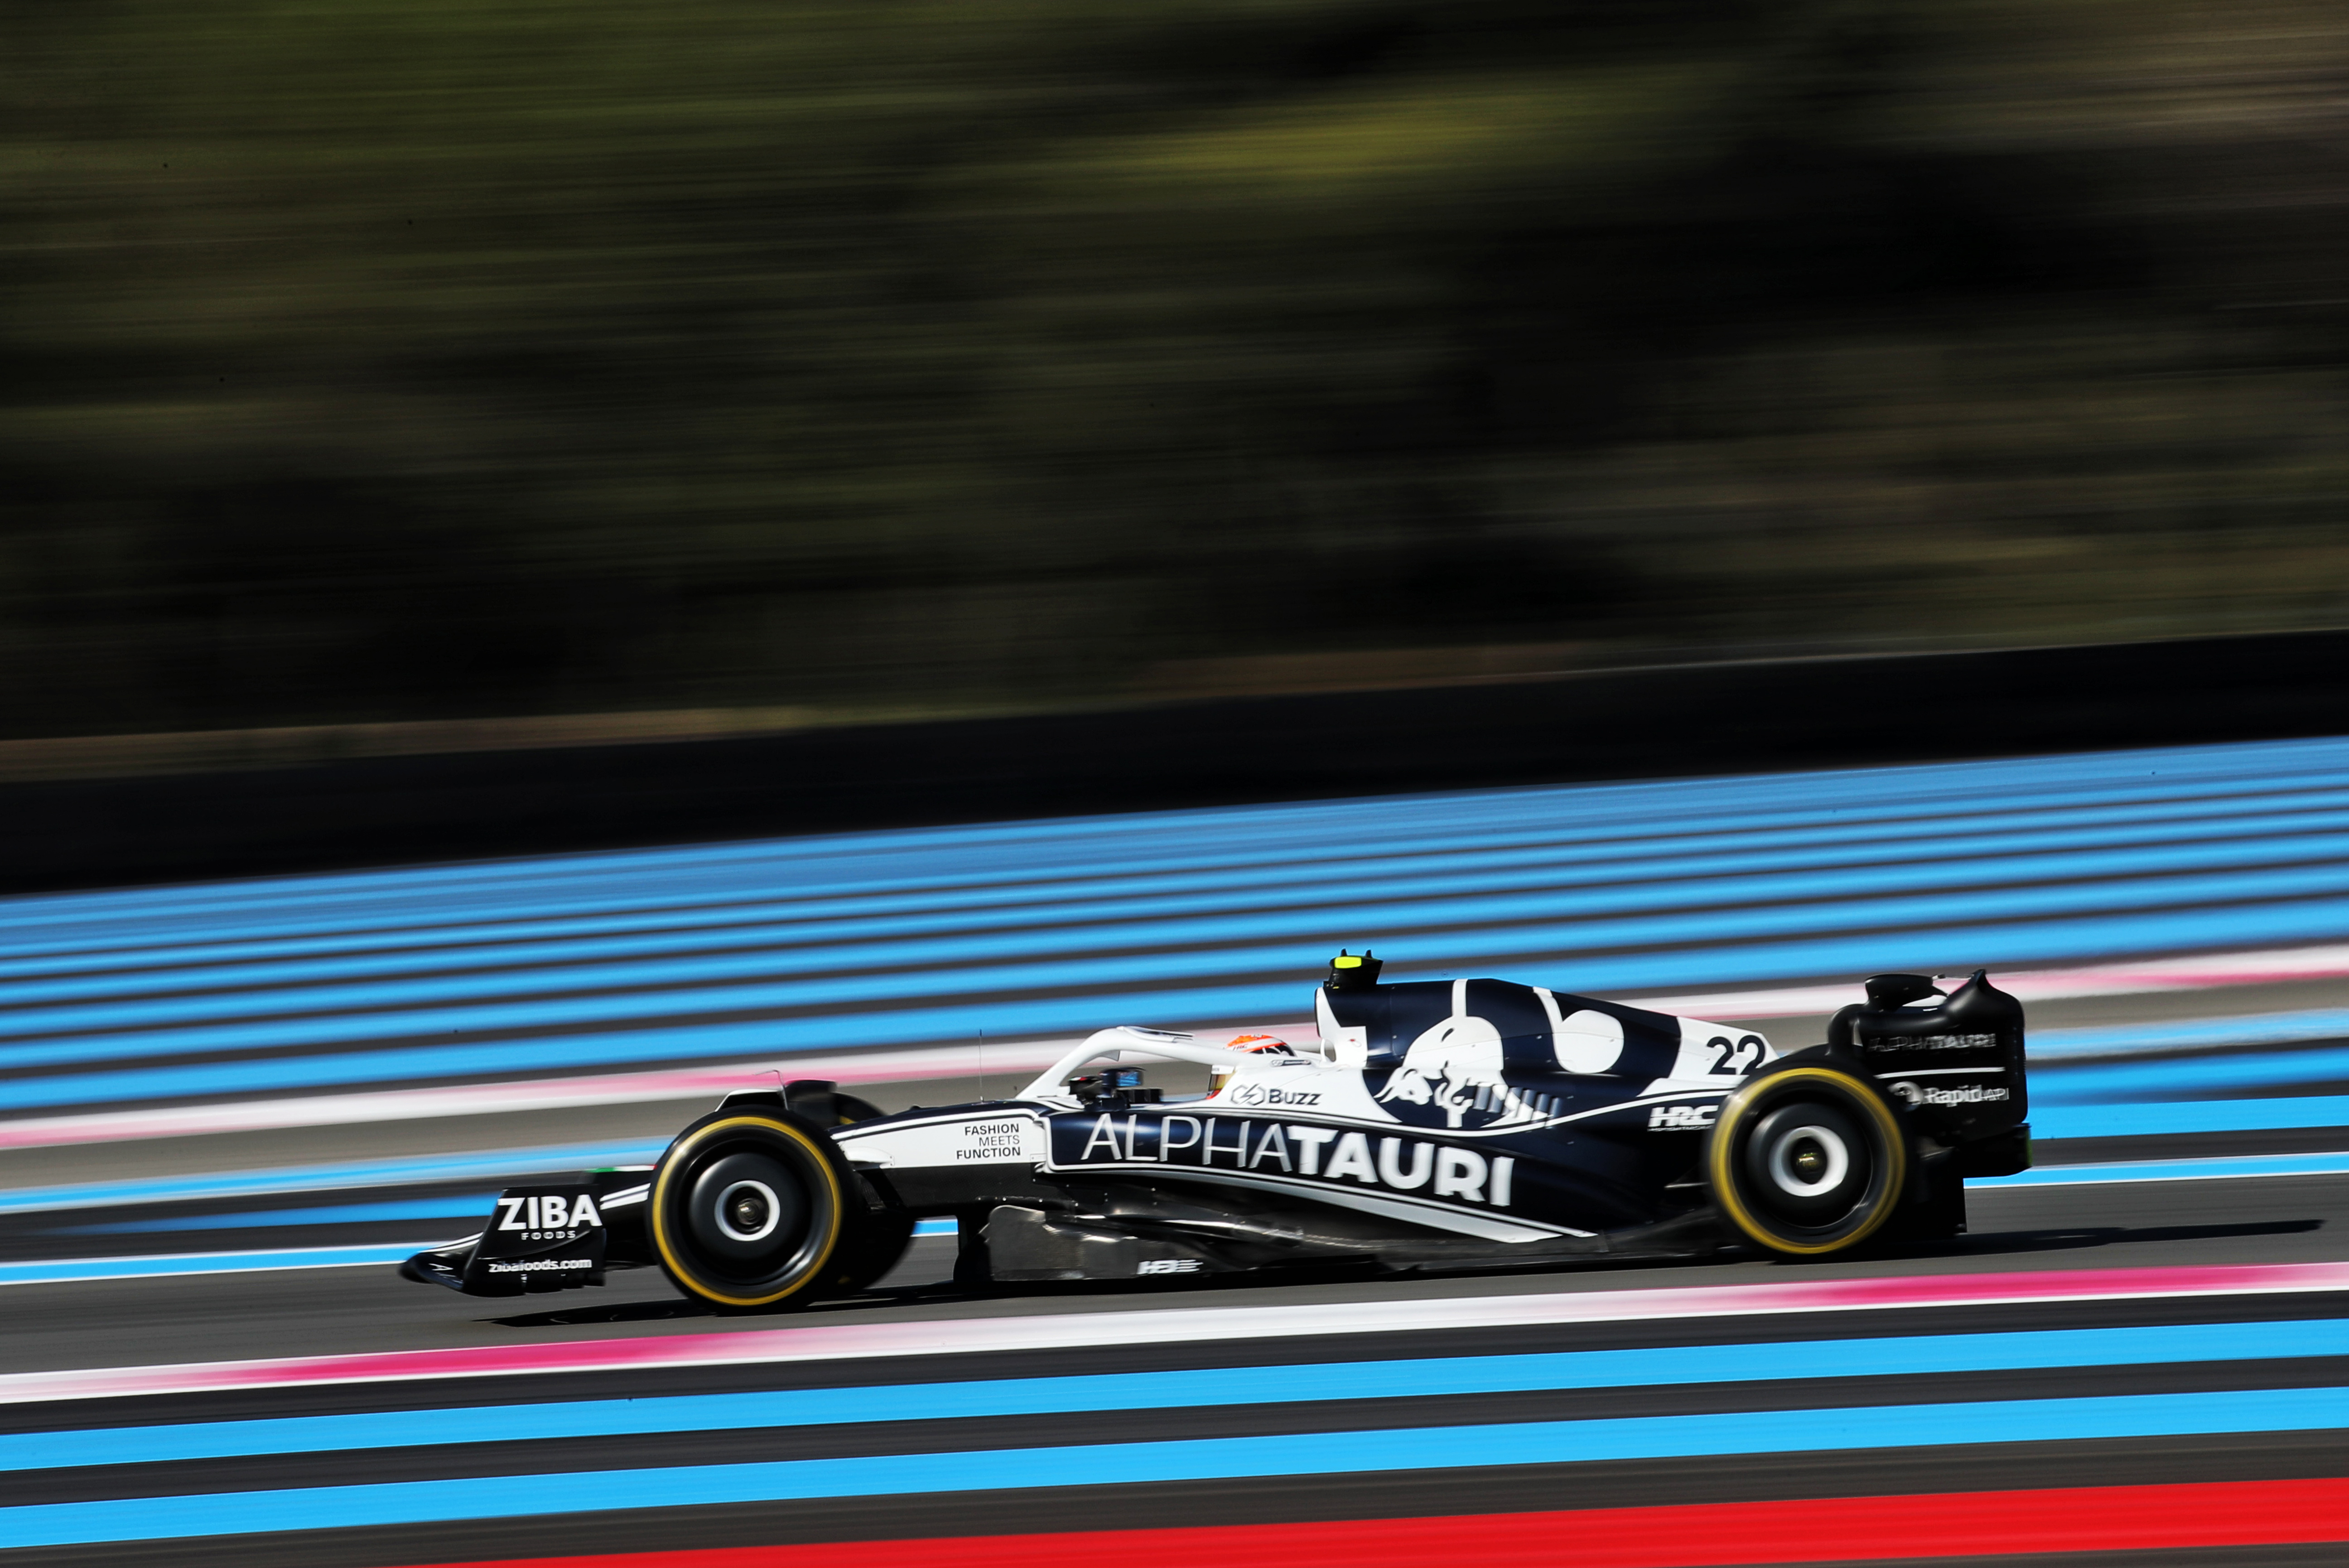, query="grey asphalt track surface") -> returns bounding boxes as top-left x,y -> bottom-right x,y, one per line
5,973 -> 2346,1371
0,1171 -> 2341,1374
9,963 -> 2342,1198
1,1167 -> 2345,1566
10,733 -> 2349,1568
1,980 -> 2346,1564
